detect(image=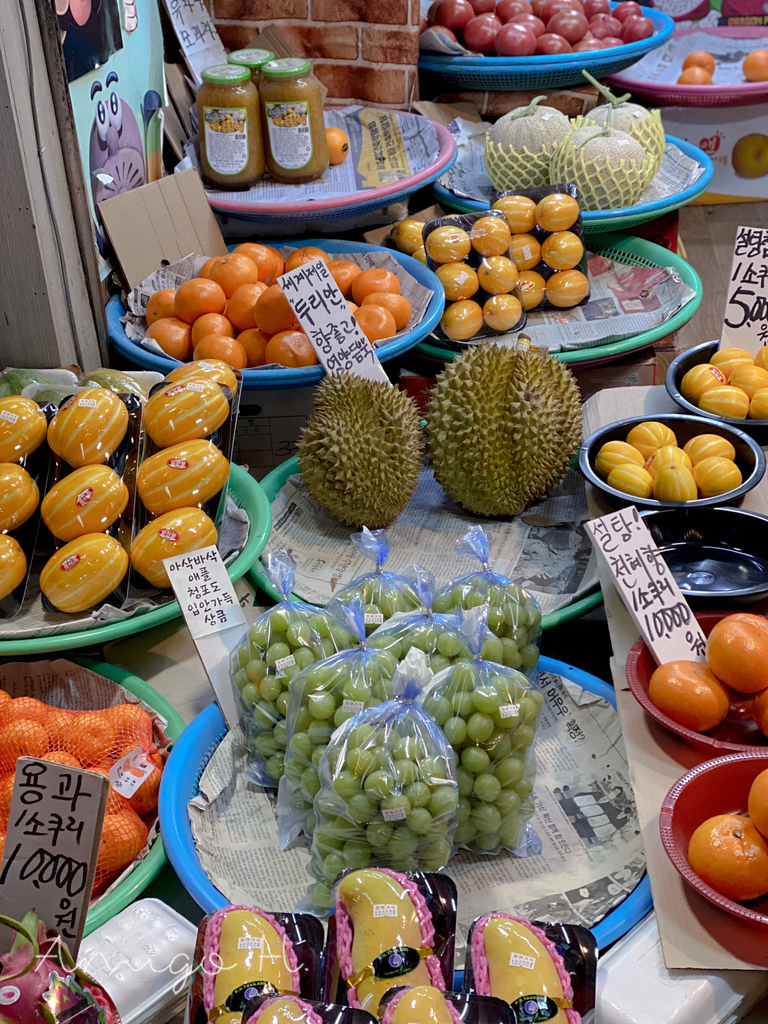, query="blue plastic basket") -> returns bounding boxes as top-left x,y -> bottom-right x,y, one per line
433,135 -> 714,233
158,656 -> 652,949
419,7 -> 674,90
107,240 -> 444,391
